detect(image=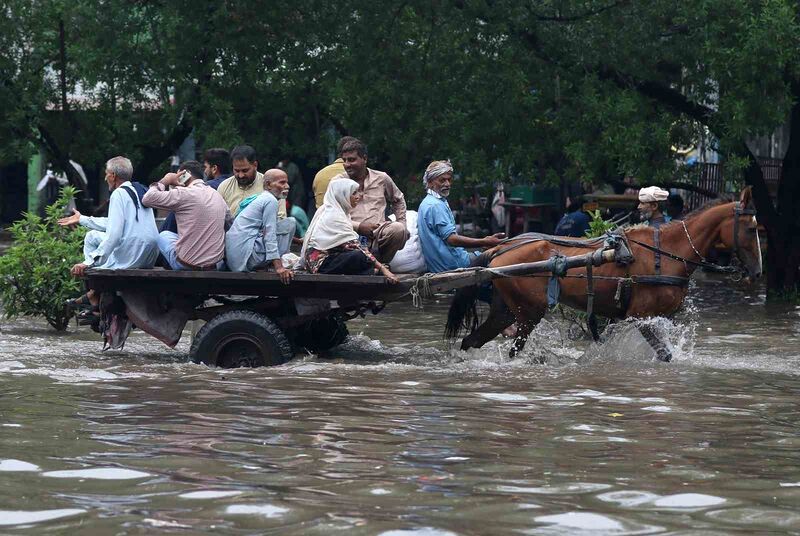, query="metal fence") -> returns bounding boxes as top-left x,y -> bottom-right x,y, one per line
684,159 -> 782,211
685,163 -> 725,211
